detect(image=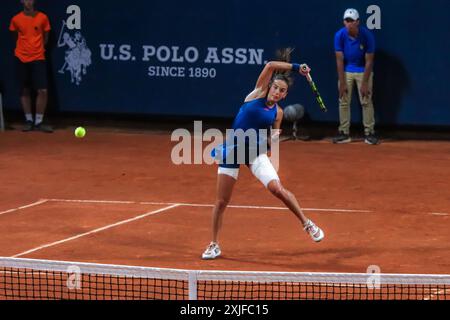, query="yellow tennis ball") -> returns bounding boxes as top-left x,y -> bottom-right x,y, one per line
75,127 -> 86,138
